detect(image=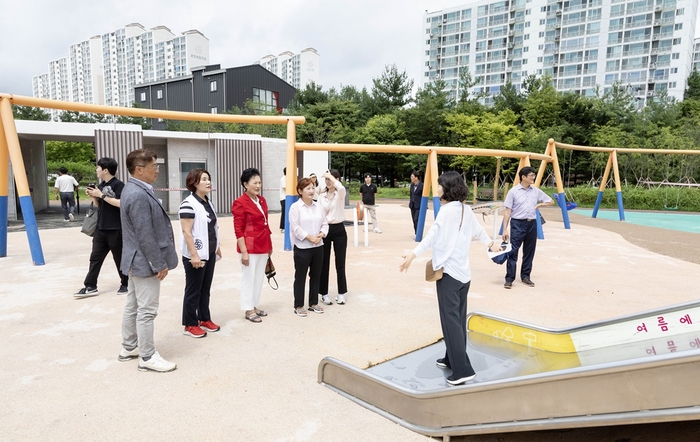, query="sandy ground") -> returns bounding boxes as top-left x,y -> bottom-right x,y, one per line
1,202 -> 699,441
